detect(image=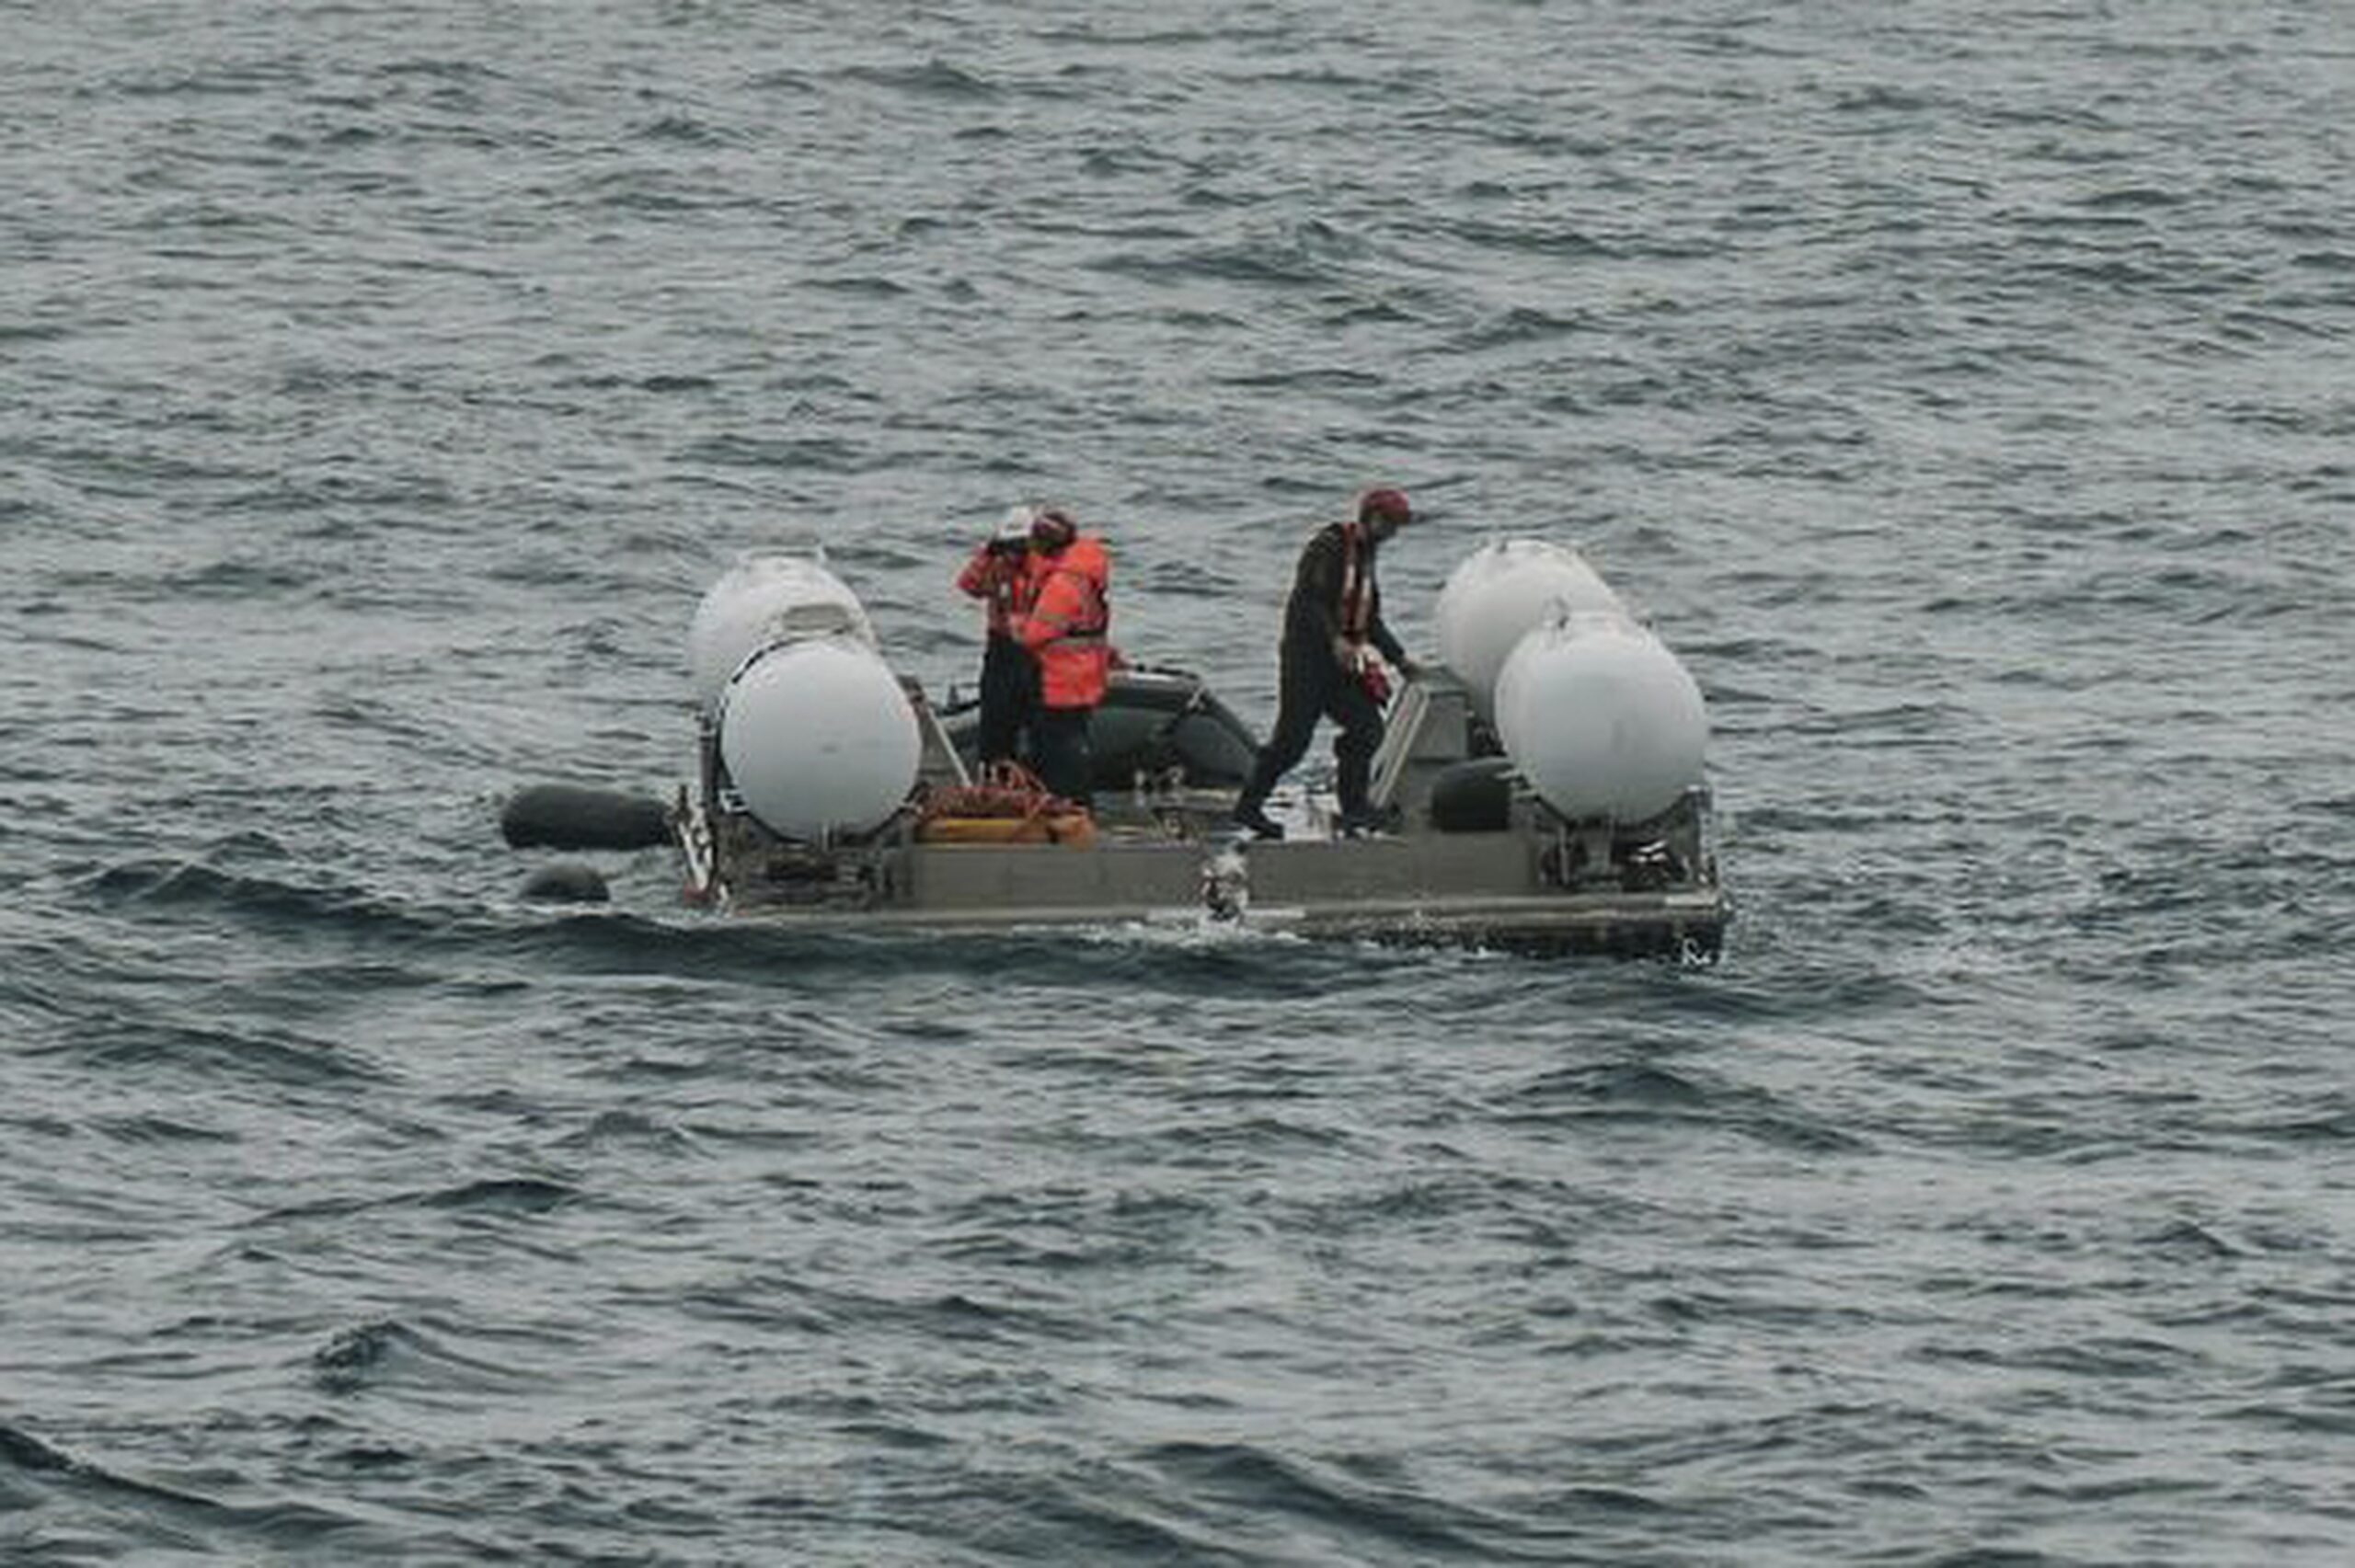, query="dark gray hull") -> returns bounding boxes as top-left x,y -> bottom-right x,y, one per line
679,822 -> 1728,958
